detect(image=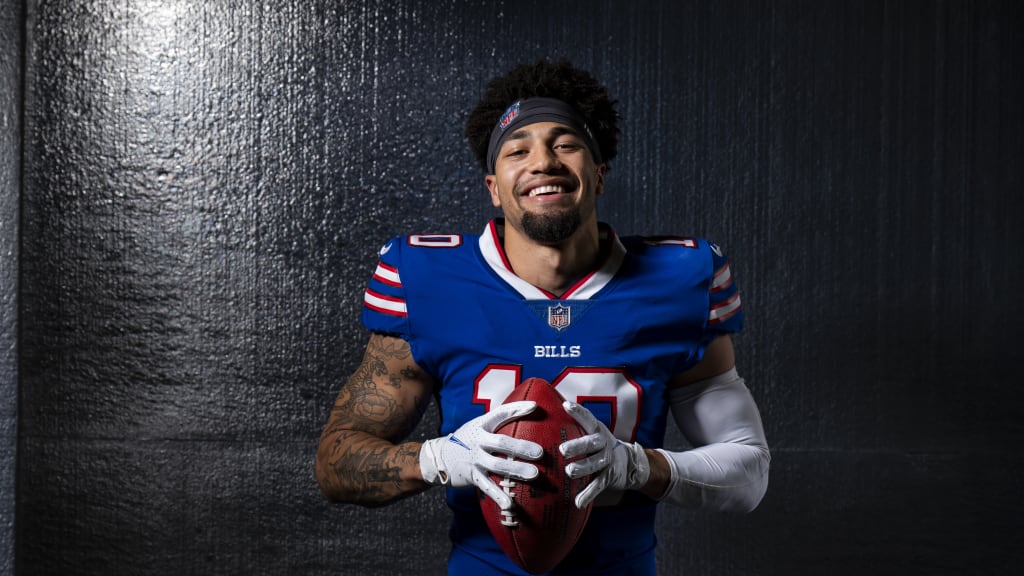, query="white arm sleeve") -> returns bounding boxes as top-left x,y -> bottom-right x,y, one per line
655,367 -> 770,513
